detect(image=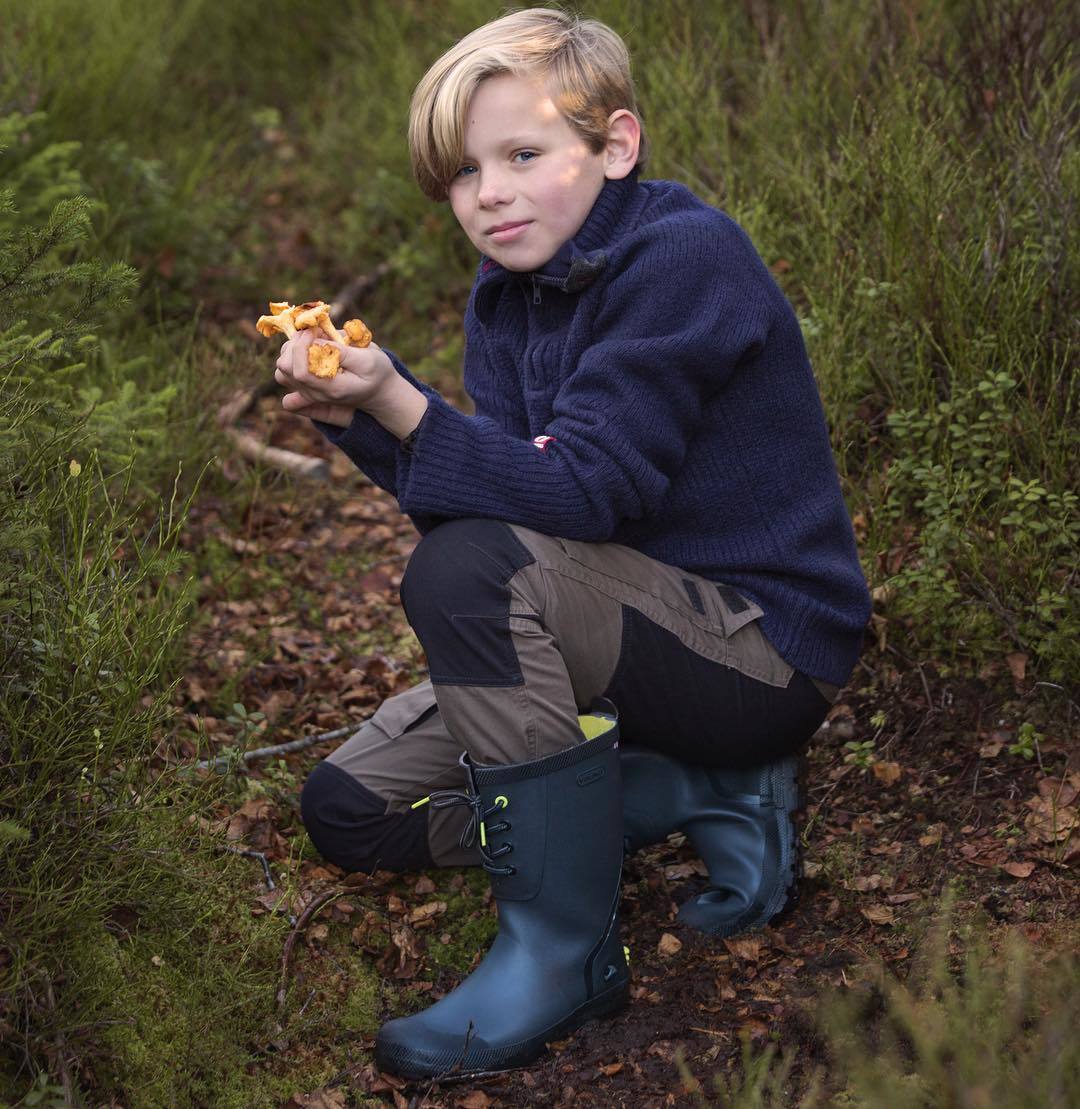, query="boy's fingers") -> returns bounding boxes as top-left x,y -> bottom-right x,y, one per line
291,328 -> 315,379
281,390 -> 312,411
